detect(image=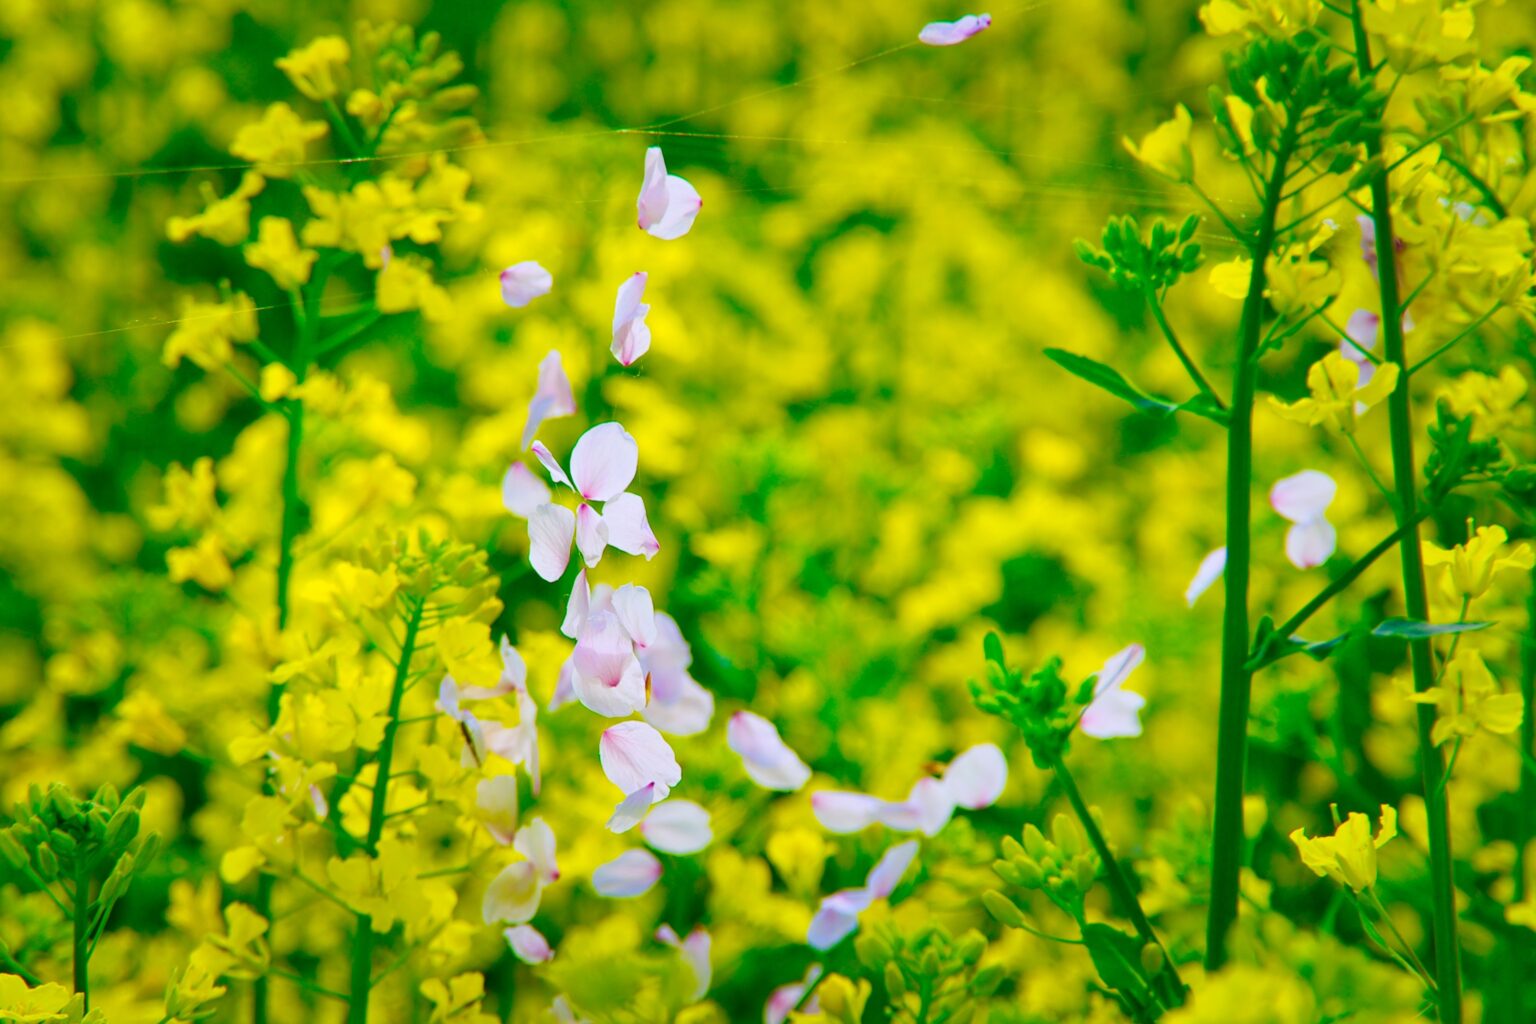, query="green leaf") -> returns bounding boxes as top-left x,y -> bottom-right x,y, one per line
1044,349 -> 1178,415
1081,923 -> 1151,1004
1177,392 -> 1230,426
1371,618 -> 1493,640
